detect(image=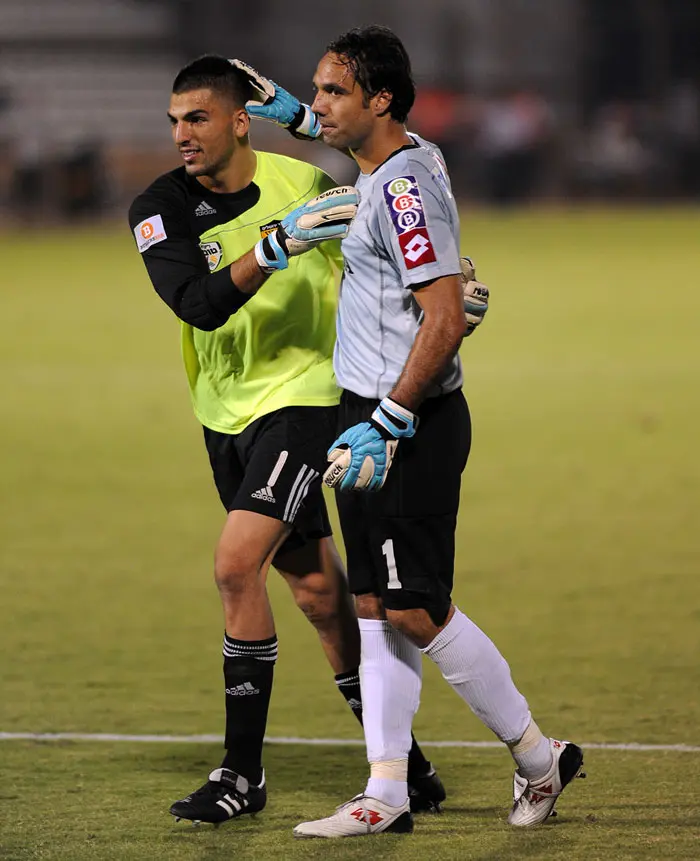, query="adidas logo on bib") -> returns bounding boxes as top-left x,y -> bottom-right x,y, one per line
251,486 -> 275,503
195,200 -> 217,216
